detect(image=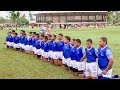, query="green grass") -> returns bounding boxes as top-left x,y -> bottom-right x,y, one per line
0,26 -> 120,79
